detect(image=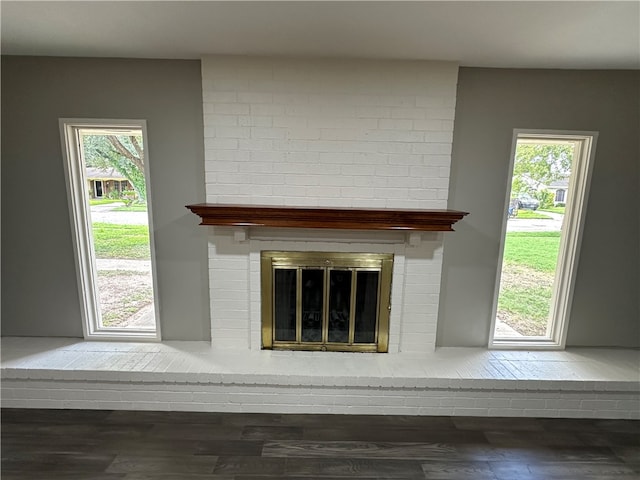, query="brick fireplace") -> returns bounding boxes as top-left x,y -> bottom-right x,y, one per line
201,56 -> 459,353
